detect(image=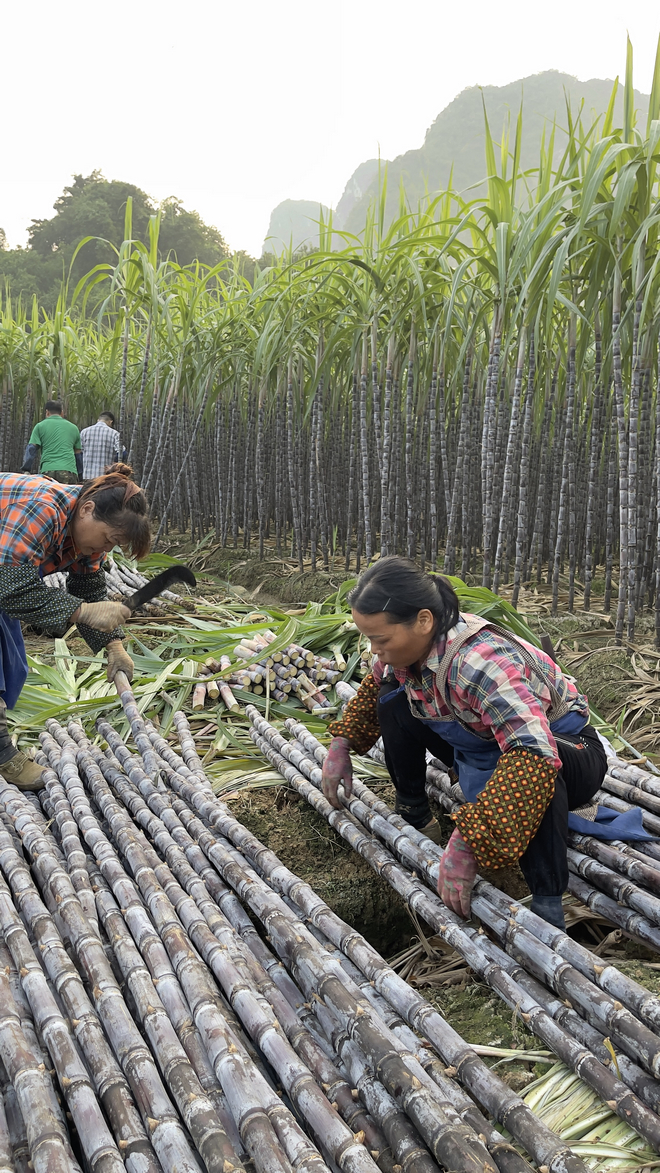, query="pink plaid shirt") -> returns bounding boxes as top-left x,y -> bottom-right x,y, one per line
374,614 -> 589,768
